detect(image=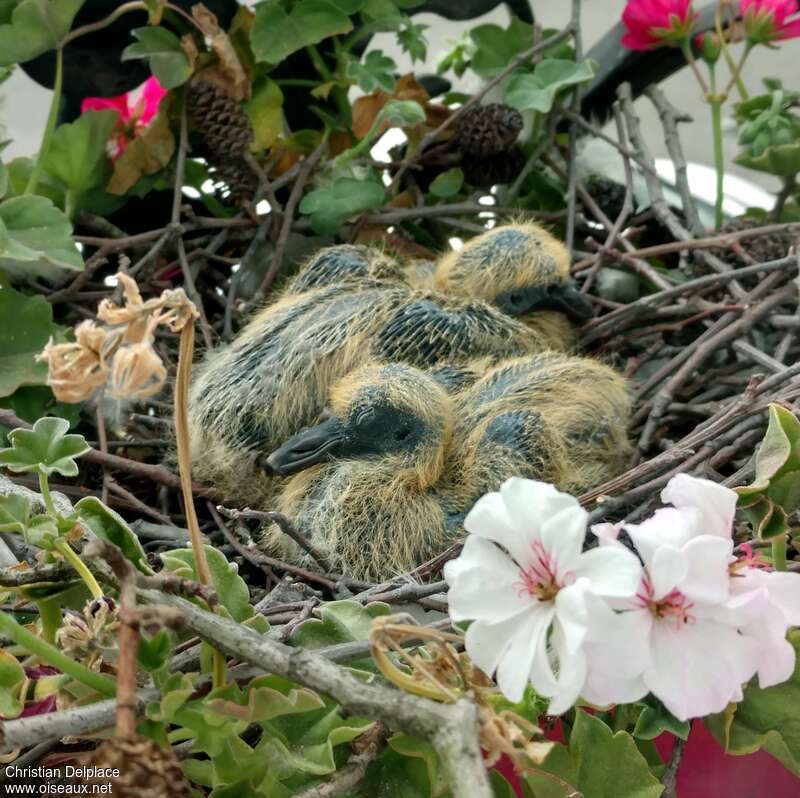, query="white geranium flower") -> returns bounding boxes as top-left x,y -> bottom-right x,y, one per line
583,474 -> 772,721
444,477 -> 642,714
